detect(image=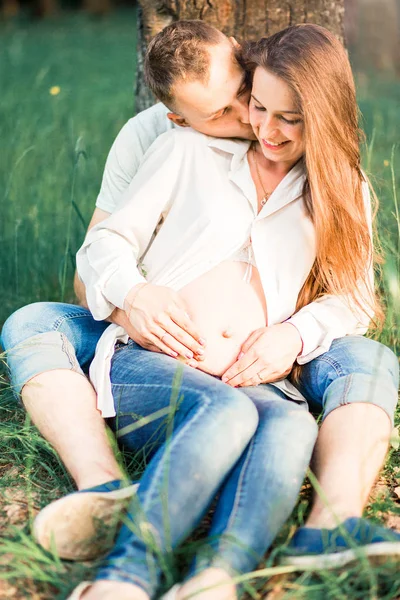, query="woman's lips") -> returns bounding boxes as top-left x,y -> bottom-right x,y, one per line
262,139 -> 290,151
